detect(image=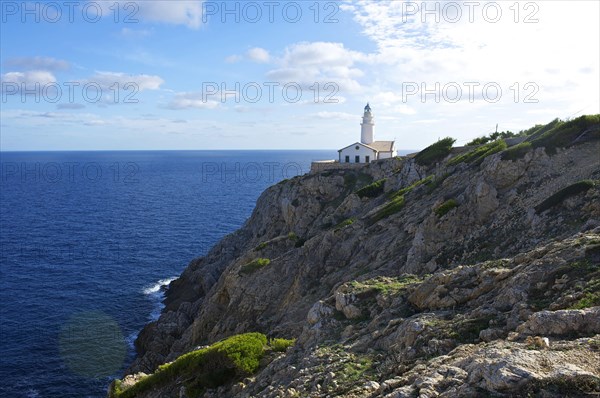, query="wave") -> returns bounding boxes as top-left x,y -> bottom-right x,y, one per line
142,277 -> 177,296
126,277 -> 178,351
